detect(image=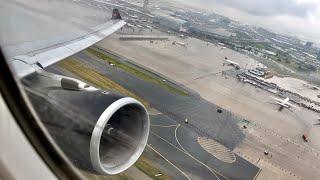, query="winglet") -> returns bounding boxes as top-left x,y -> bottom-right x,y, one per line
112,9 -> 122,20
